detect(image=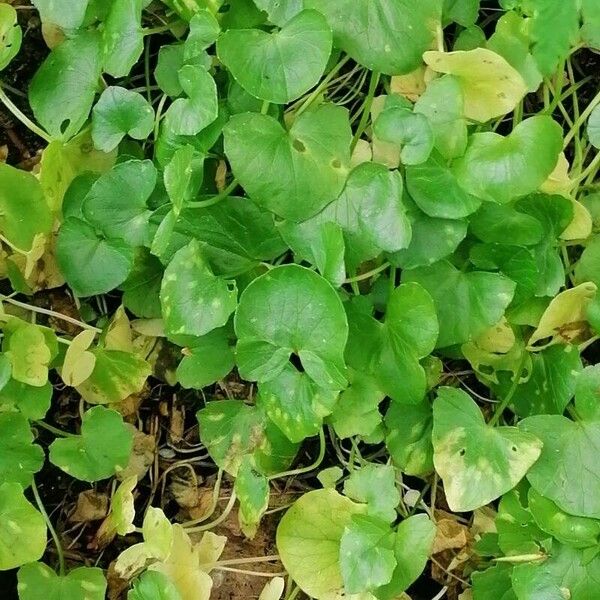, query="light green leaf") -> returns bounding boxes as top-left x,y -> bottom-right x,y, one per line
164,145 -> 204,215
0,5 -> 21,71
0,163 -> 52,251
76,347 -> 151,404
92,87 -> 154,152
5,321 -> 52,387
99,476 -> 137,540
0,482 -> 46,570
224,105 -> 352,221
103,0 -> 144,77
373,107 -> 434,166
385,399 -> 434,476
403,261 -> 515,348
163,65 -> 218,136
0,379 -> 52,420
432,387 -> 542,512
234,265 -> 348,389
305,0 -> 440,75
128,571 -> 183,600
414,74 -> 468,159
185,9 -> 220,56
30,0 -> 89,29
49,406 -> 134,482
340,515 -> 396,594
197,400 -> 298,476
257,365 -> 338,442
374,514 -> 436,600
17,564 -> 106,600
57,218 -> 135,297
83,160 -> 155,246
343,464 -> 399,523
235,455 -> 270,538
30,31 -> 102,140
452,116 -> 563,204
444,0 -> 479,26
218,10 -> 331,104
406,152 -> 481,219
588,105 -> 600,150
423,48 -> 527,122
252,0 -> 302,25
276,489 -> 366,599
0,413 -> 44,487
176,327 -> 234,389
160,240 -> 237,337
